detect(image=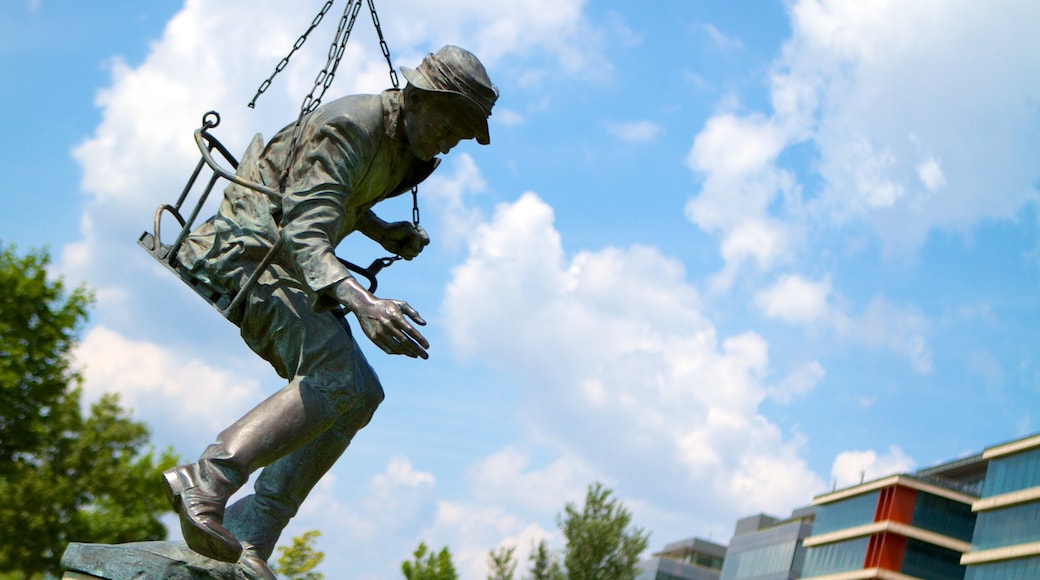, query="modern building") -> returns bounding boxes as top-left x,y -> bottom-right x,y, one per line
637,536 -> 727,580
795,450 -> 985,580
718,508 -> 815,580
961,434 -> 1040,578
645,431 -> 1040,580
